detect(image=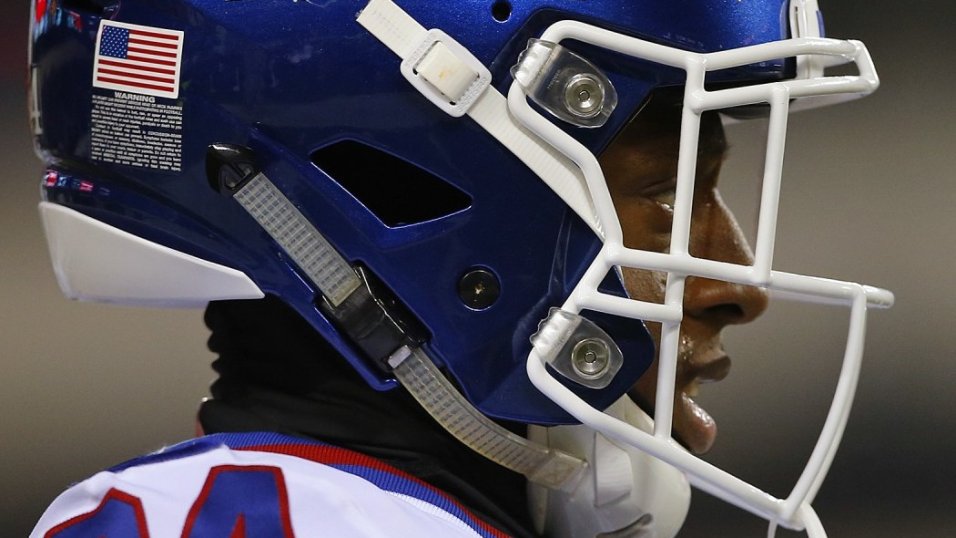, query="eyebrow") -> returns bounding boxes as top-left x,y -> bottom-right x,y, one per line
698,111 -> 729,159
630,111 -> 728,166
617,100 -> 727,154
